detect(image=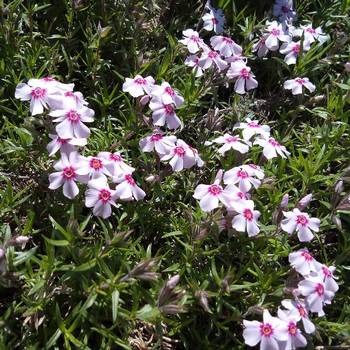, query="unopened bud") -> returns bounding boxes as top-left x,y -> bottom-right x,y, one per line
0,248 -> 5,260
7,236 -> 30,249
335,180 -> 344,194
145,175 -> 158,183
332,215 -> 342,231
345,62 -> 350,72
280,194 -> 289,209
167,275 -> 180,289
297,194 -> 313,211
140,95 -> 150,105
196,291 -> 211,313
